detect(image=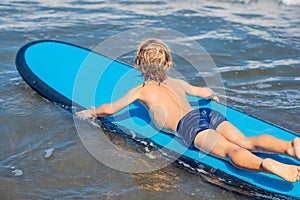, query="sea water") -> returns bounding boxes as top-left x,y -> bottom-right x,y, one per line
0,0 -> 299,199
